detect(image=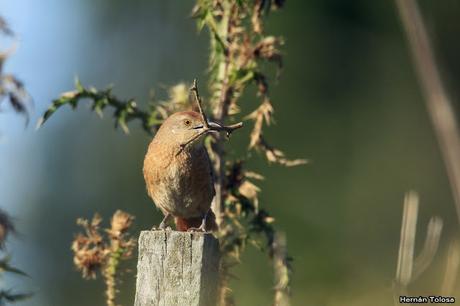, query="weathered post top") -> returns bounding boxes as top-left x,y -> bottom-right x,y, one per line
134,230 -> 220,306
